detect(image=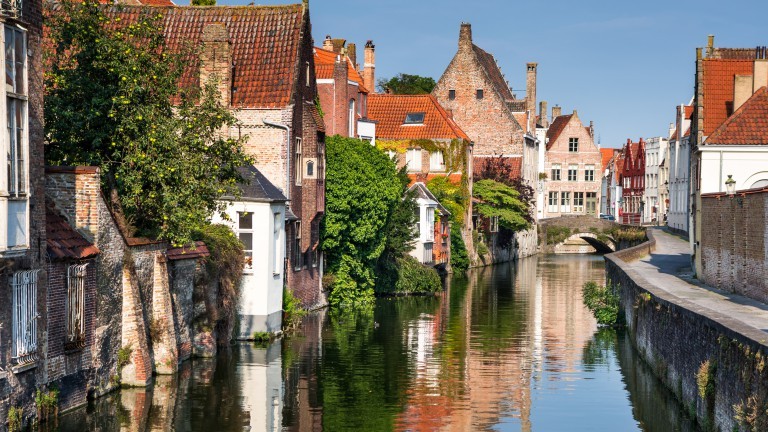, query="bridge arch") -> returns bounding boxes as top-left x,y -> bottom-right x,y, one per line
553,232 -> 616,254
